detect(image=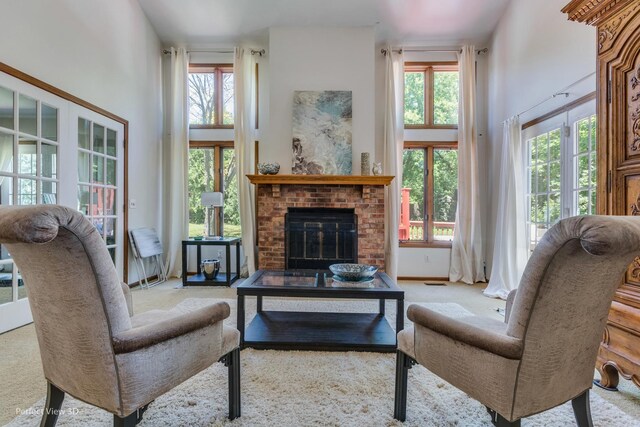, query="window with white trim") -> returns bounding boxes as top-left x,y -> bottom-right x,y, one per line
524,99 -> 597,252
